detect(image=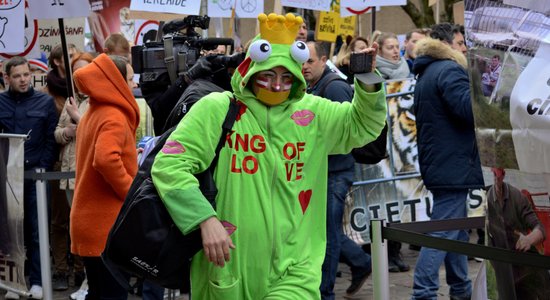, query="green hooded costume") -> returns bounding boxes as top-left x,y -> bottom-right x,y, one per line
152,13 -> 387,299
